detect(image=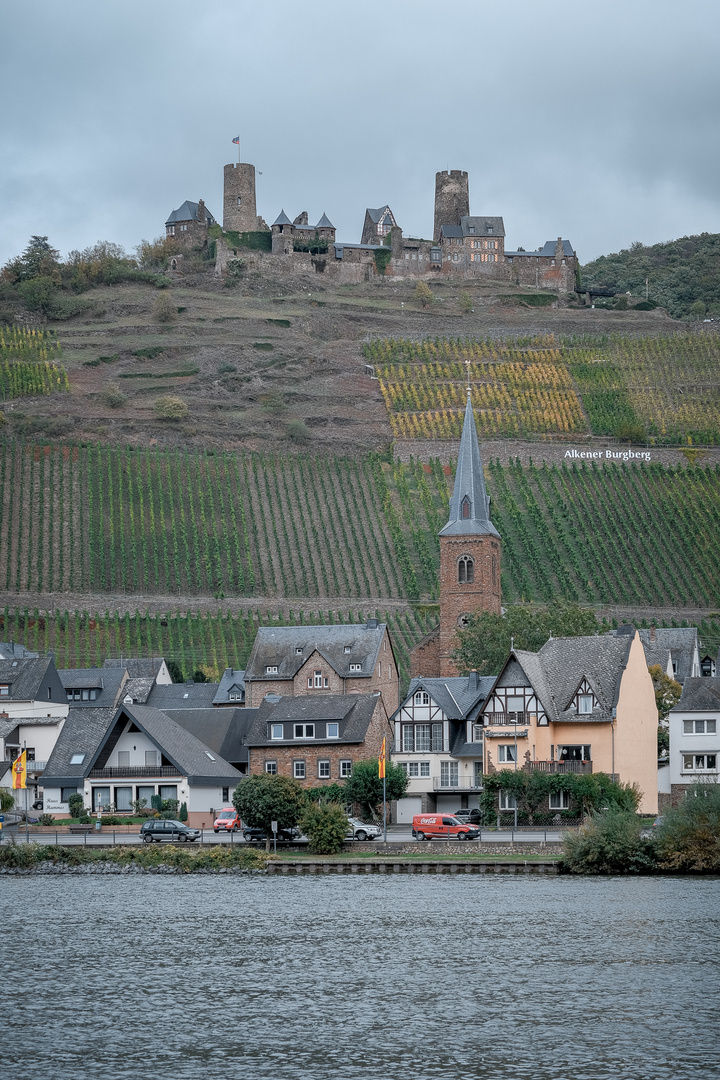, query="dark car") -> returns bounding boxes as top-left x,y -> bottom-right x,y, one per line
243,825 -> 302,843
140,819 -> 200,843
453,808 -> 483,825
